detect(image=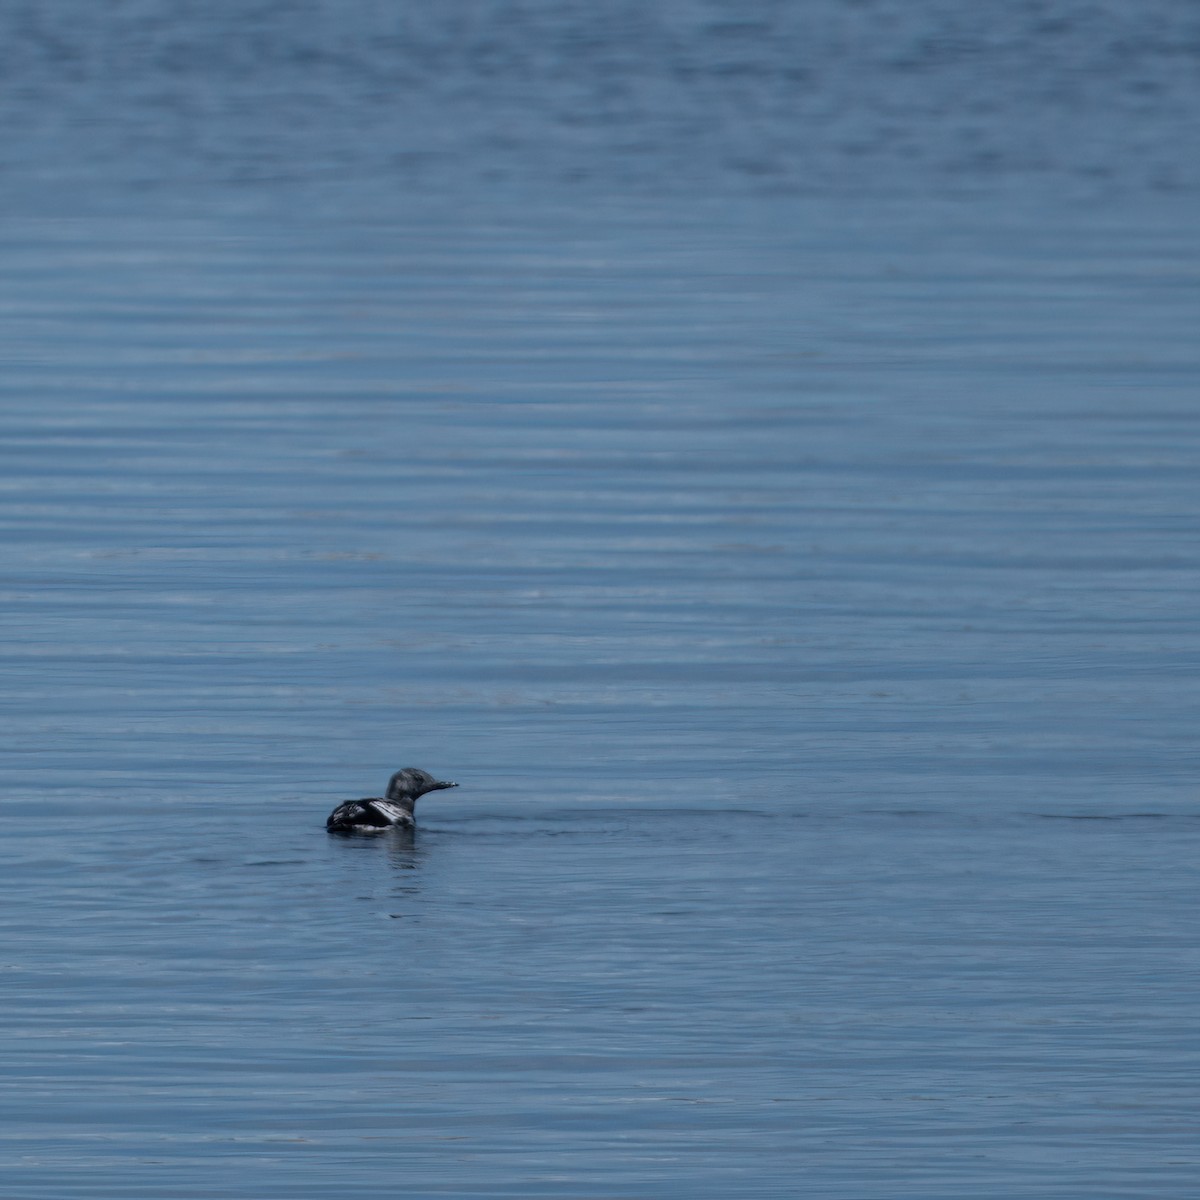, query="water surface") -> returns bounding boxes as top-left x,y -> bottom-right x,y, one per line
2,203 -> 1198,1197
